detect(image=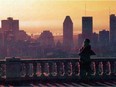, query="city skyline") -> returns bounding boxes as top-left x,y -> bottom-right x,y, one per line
0,0 -> 116,35
0,14 -> 116,57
